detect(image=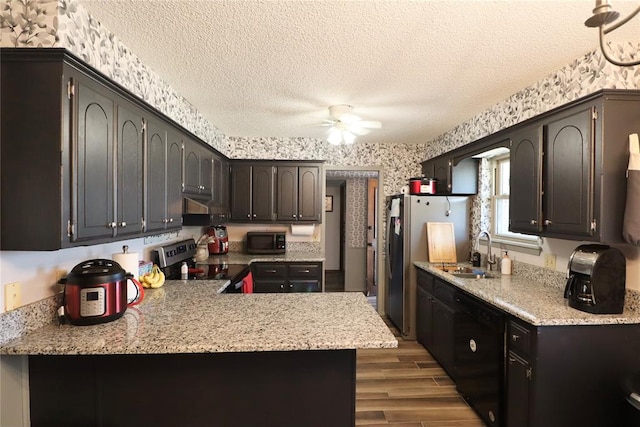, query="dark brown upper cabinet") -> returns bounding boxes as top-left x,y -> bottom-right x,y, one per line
0,48 -> 227,250
421,154 -> 478,195
276,166 -> 321,222
230,161 -> 323,223
509,124 -> 543,234
183,138 -> 213,198
230,164 -> 276,222
146,120 -> 183,233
